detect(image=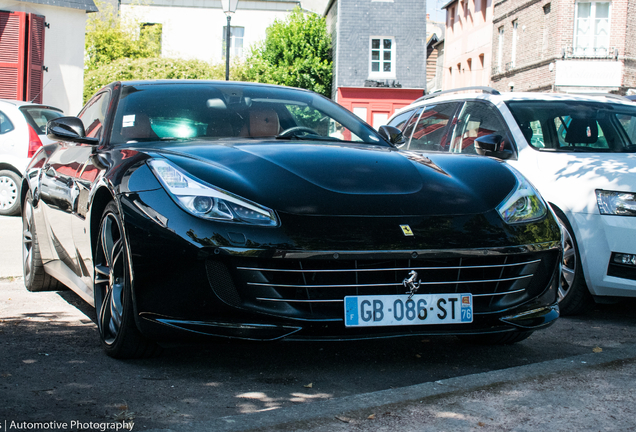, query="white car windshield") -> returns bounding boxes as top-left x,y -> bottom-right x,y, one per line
507,100 -> 636,153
